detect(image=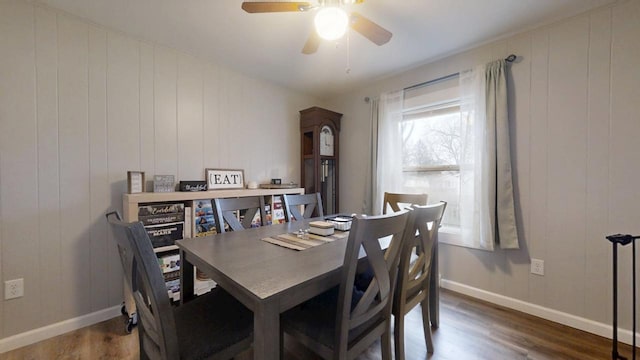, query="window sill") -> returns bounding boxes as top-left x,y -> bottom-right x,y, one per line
439,225 -> 462,246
